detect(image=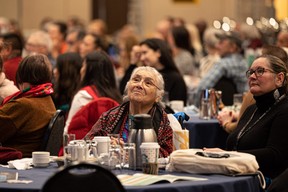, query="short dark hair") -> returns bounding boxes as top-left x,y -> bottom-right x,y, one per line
0,33 -> 23,55
16,54 -> 52,85
53,21 -> 68,39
